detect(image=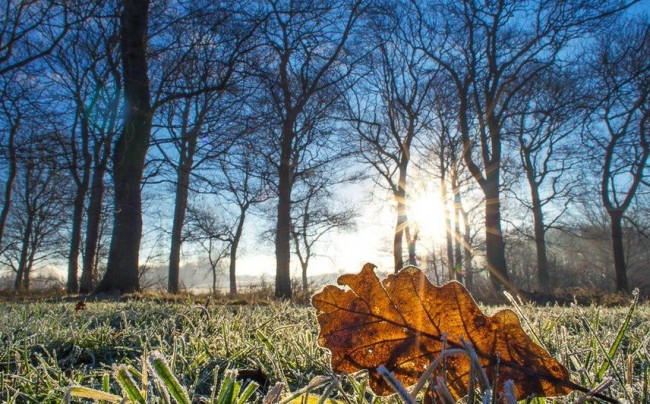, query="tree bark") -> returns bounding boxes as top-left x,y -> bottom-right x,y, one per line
167,100 -> 205,293
95,0 -> 152,294
211,262 -> 217,294
393,190 -> 407,273
167,139 -> 196,293
300,260 -> 310,292
14,207 -> 33,291
14,225 -> 31,290
461,207 -> 473,291
25,233 -> 40,291
80,144 -> 109,293
167,175 -> 188,293
14,163 -> 35,291
66,181 -> 87,293
229,211 -> 245,296
292,207 -> 310,293
483,172 -> 510,291
207,241 -> 218,294
67,119 -> 91,293
458,95 -> 510,291
275,126 -> 293,299
441,176 -> 454,280
528,178 -> 550,292
609,210 -> 628,292
393,159 -> 410,273
451,165 -> 463,284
